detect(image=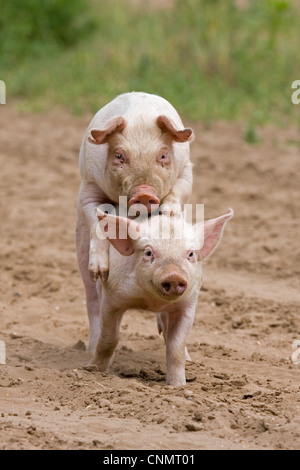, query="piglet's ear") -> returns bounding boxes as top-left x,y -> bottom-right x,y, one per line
156,115 -> 194,143
88,116 -> 126,145
96,209 -> 142,256
199,208 -> 233,261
